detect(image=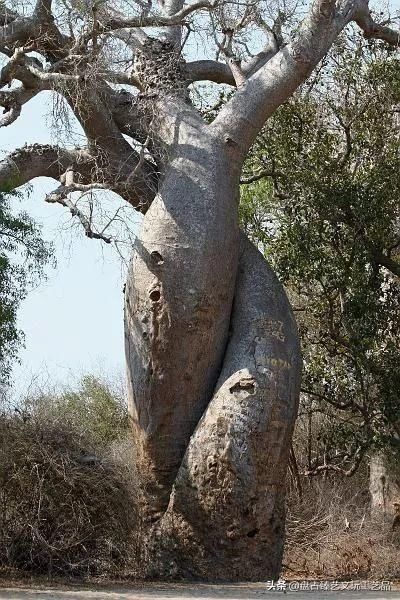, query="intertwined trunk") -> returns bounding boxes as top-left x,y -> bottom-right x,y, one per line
1,0 -> 399,584
124,129 -> 302,580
